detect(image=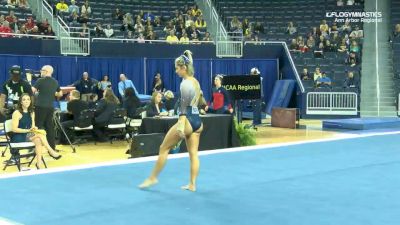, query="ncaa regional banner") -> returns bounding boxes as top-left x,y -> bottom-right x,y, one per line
222,75 -> 261,100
